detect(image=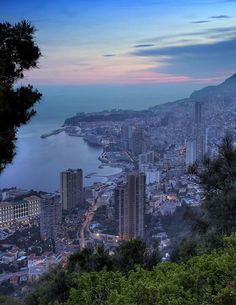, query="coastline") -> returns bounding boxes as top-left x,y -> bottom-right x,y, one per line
0,123 -> 123,192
